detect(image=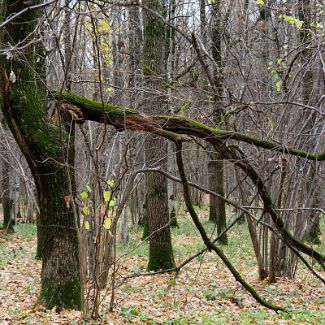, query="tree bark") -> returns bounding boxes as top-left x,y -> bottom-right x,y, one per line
2,153 -> 14,232
297,0 -> 321,245
142,0 -> 175,271
0,1 -> 81,309
209,1 -> 227,244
